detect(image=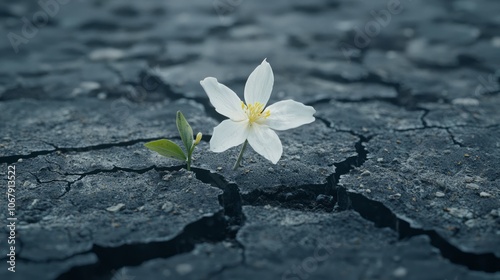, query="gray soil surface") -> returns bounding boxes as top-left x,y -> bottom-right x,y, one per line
0,0 -> 499,279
